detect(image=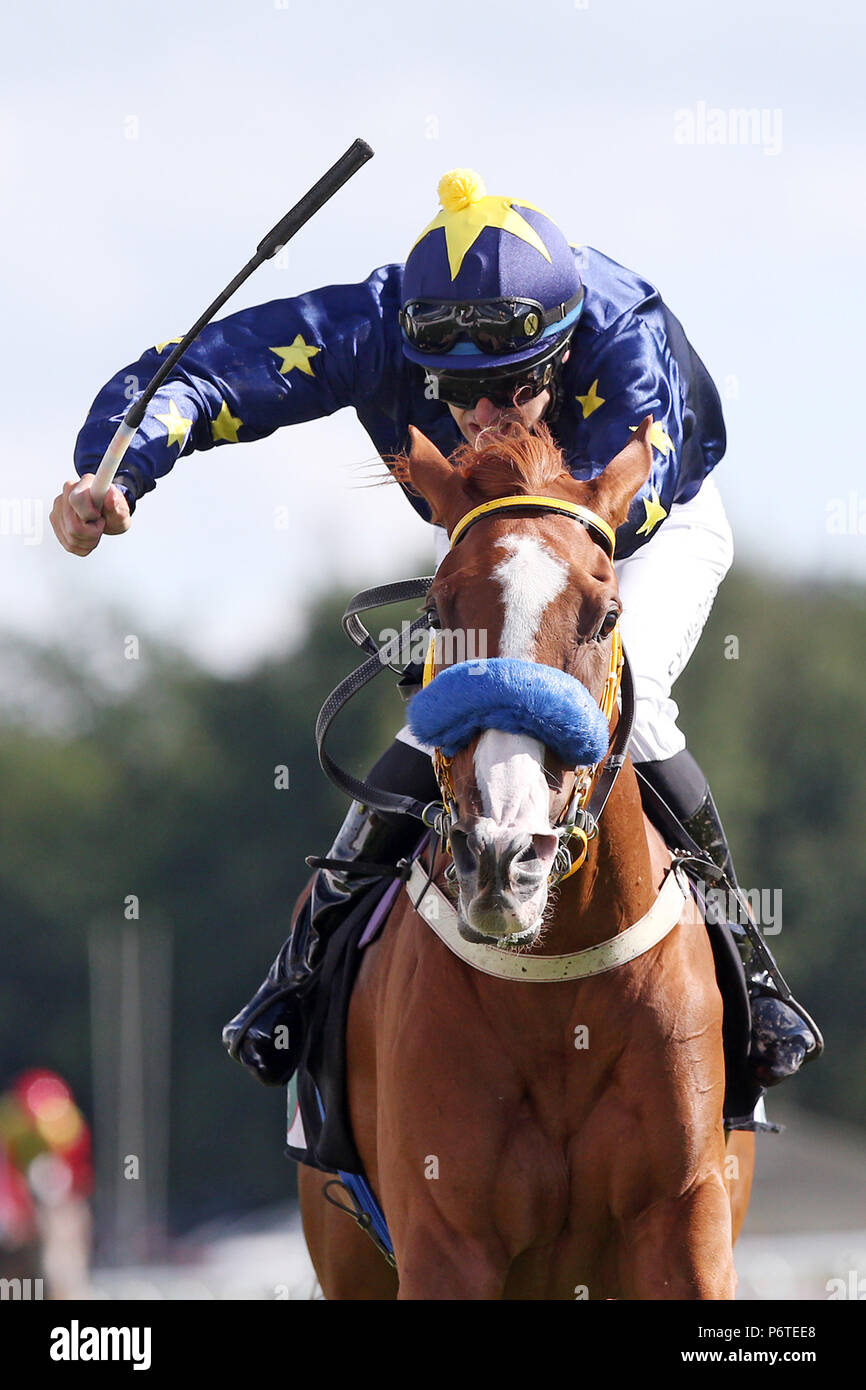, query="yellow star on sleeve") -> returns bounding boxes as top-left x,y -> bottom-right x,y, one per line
576,378 -> 605,419
270,335 -> 320,377
154,336 -> 183,352
211,399 -> 243,444
154,398 -> 193,450
630,420 -> 674,456
635,487 -> 667,537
